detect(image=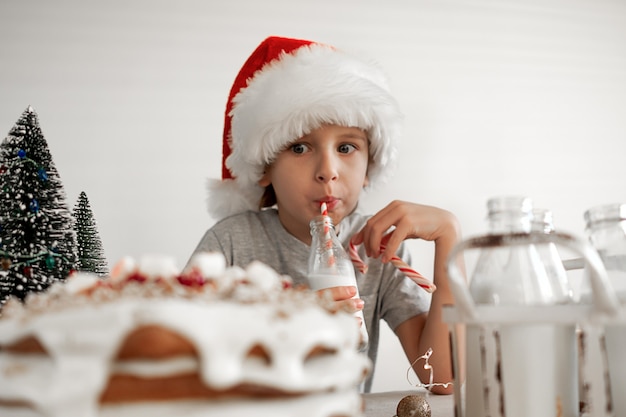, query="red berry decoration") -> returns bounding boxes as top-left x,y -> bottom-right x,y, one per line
126,273 -> 147,283
177,271 -> 205,287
